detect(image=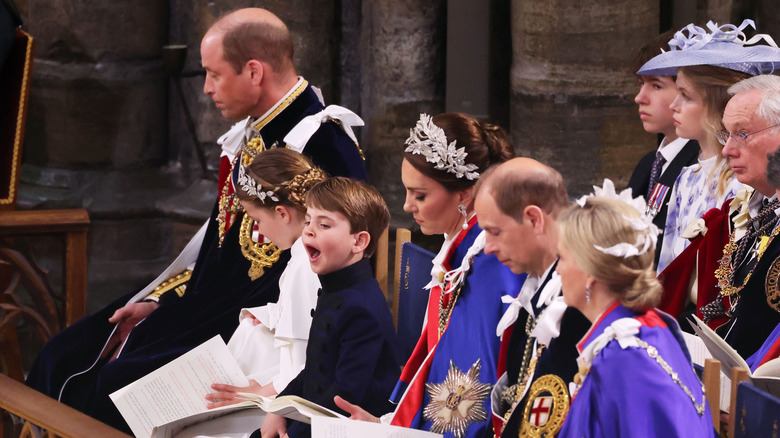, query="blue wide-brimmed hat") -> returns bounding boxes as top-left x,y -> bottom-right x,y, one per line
638,20 -> 780,76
